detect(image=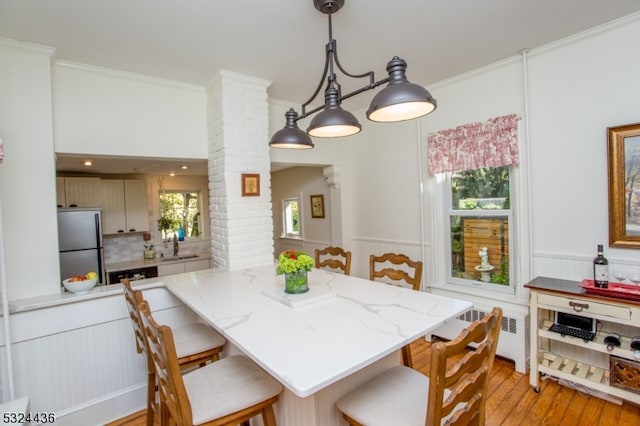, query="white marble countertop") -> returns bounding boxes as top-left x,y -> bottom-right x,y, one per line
164,264 -> 473,398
